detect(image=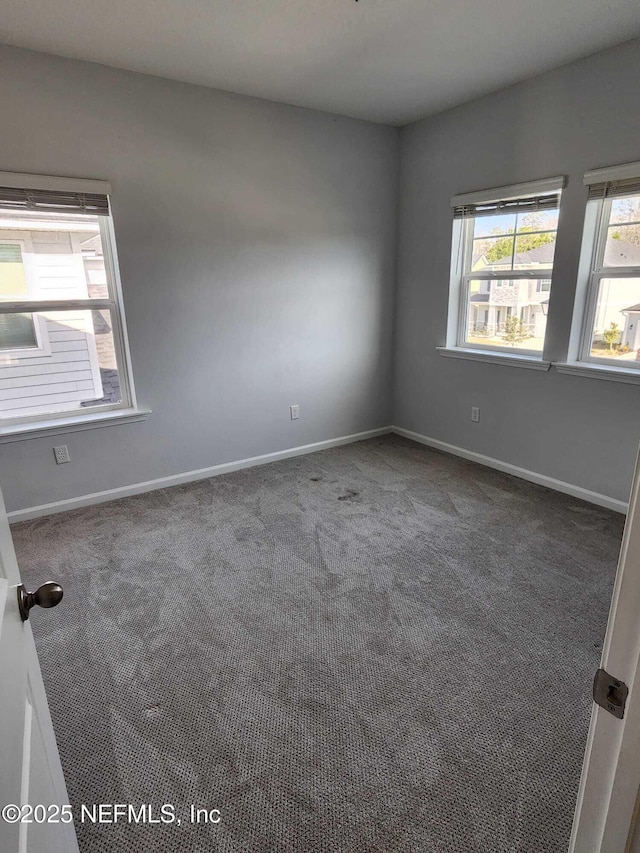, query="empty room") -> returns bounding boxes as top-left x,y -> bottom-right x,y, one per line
1,2 -> 640,851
